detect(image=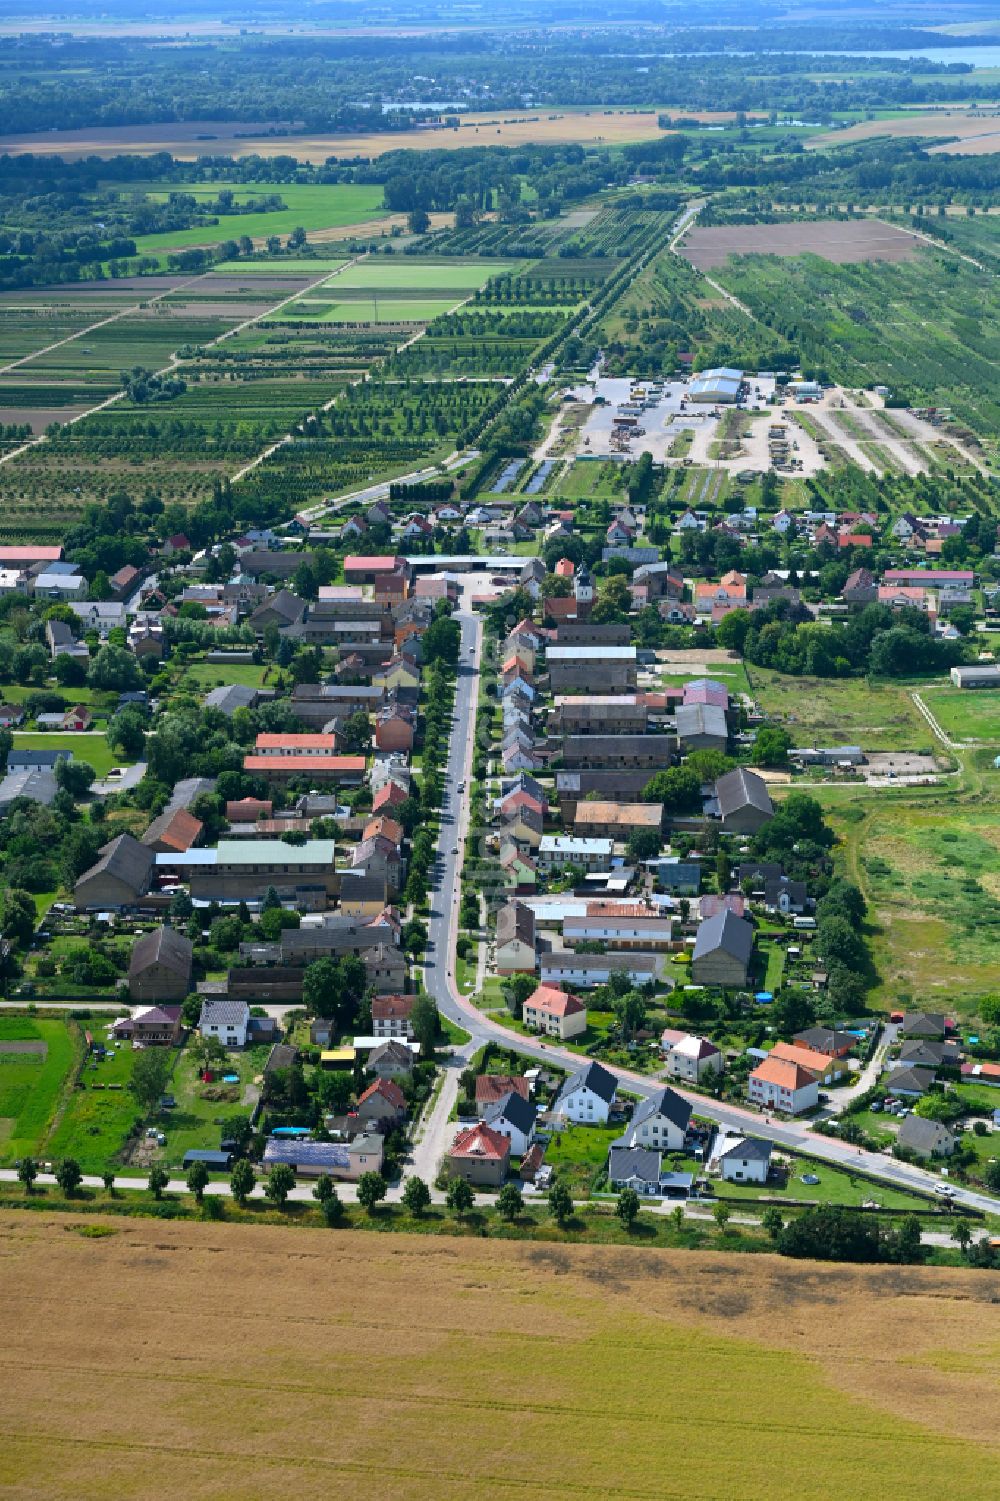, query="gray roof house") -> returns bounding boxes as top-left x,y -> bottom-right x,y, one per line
555,1060 -> 618,1114
691,909 -> 754,987
483,1090 -> 537,1154
608,1146 -> 662,1194
717,1135 -> 773,1177
74,833 -> 154,911
898,1039 -> 961,1071
204,683 -> 260,716
0,767 -> 58,813
897,1115 -> 956,1158
618,1087 -> 691,1151
887,1066 -> 935,1098
675,701 -> 728,752
900,1012 -> 946,1040
715,767 -> 773,834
